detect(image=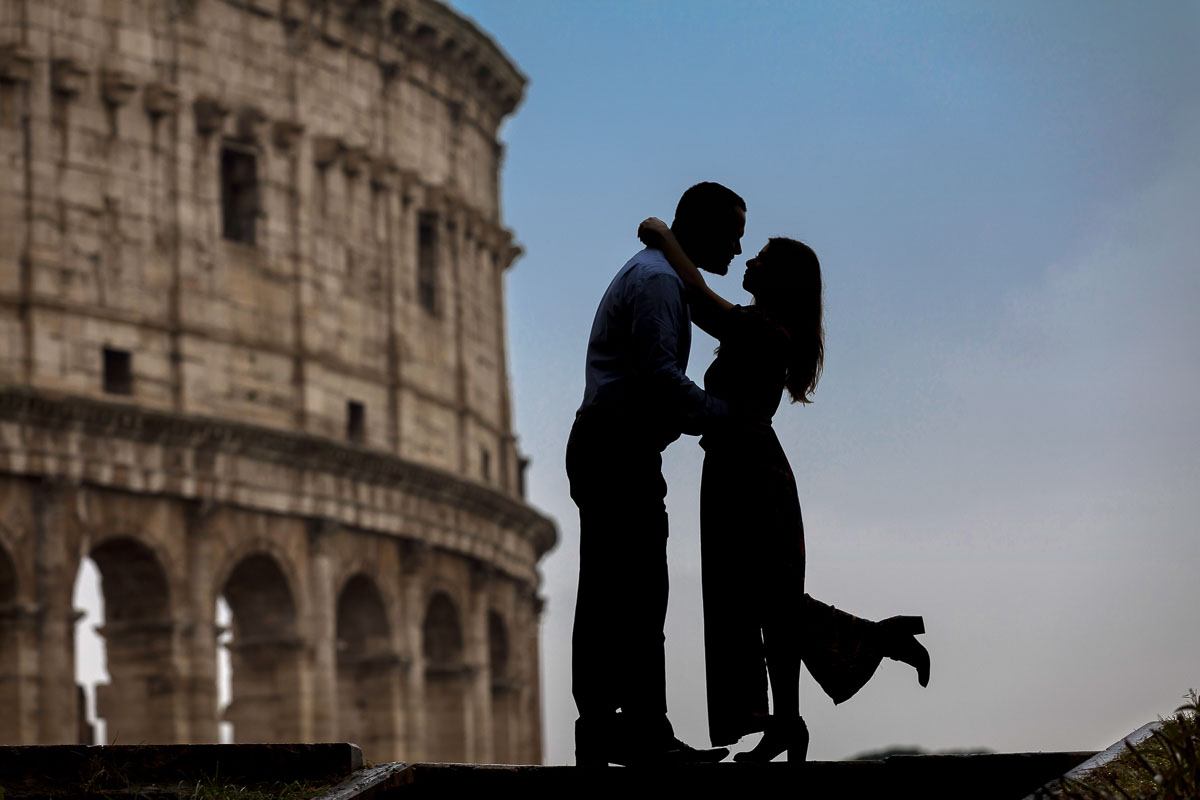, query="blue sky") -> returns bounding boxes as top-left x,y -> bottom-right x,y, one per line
449,0 -> 1200,763
57,0 -> 1197,763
